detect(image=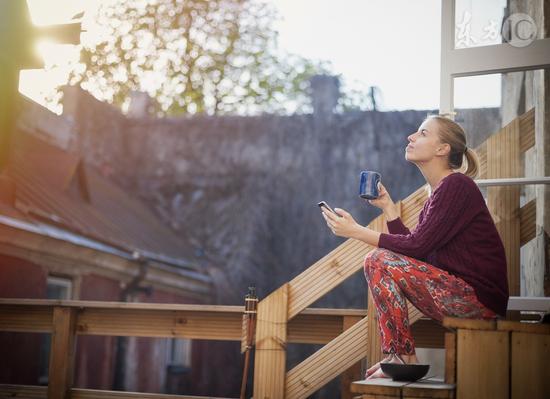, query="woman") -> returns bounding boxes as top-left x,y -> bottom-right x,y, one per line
321,115 -> 509,379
